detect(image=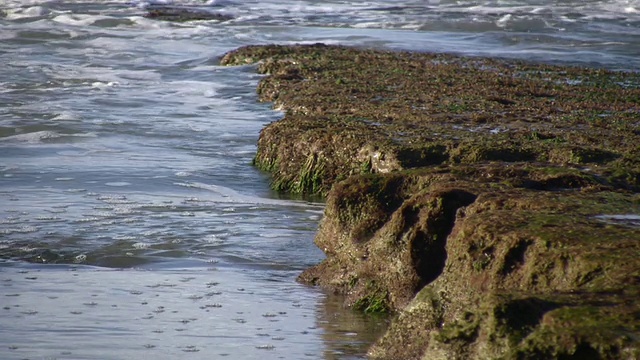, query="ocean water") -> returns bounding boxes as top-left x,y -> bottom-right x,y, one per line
0,1 -> 638,359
